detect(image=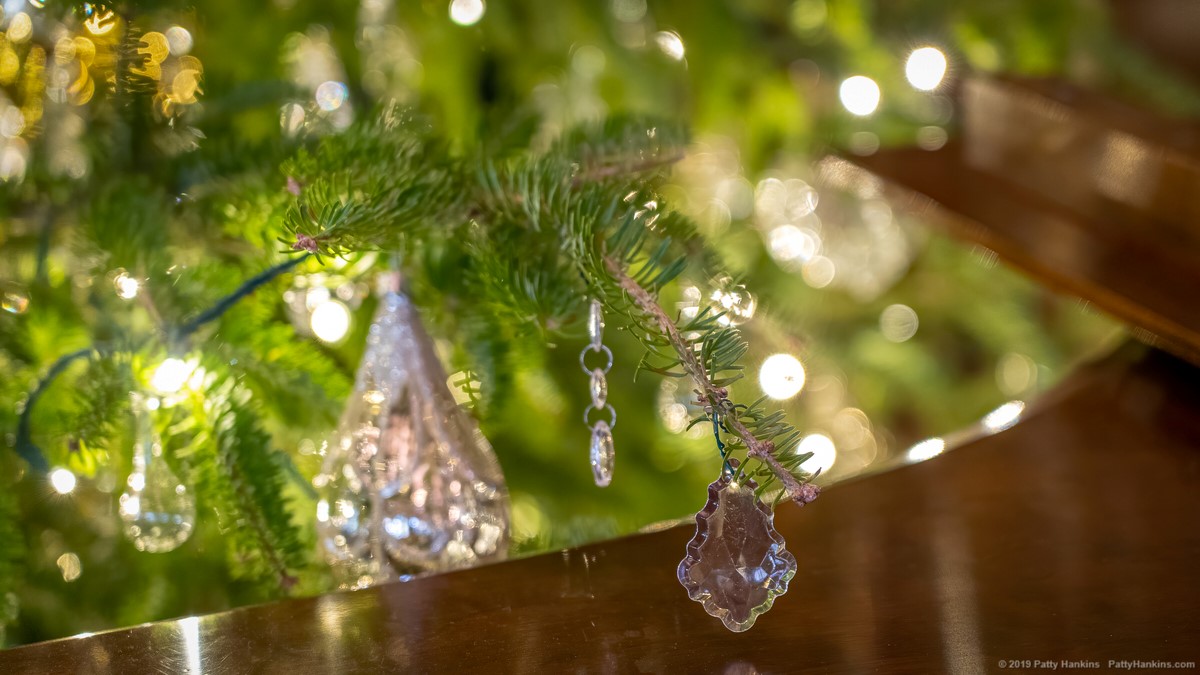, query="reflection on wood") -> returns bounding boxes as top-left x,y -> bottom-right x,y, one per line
833,143 -> 1200,364
2,344 -> 1197,672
